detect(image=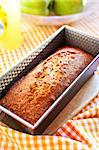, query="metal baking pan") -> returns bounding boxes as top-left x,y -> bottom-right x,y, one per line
0,26 -> 99,134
